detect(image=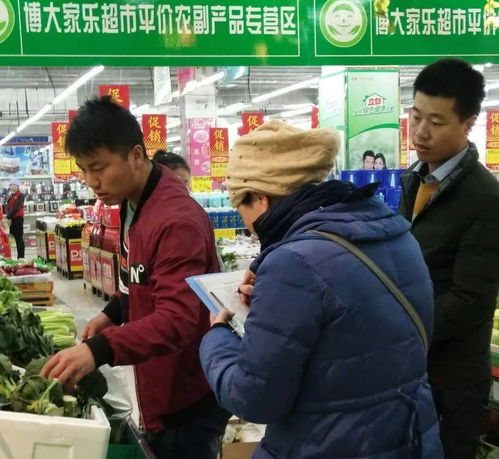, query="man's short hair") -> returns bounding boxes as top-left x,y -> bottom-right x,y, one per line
414,59 -> 485,120
363,150 -> 375,161
153,150 -> 190,173
65,96 -> 147,158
